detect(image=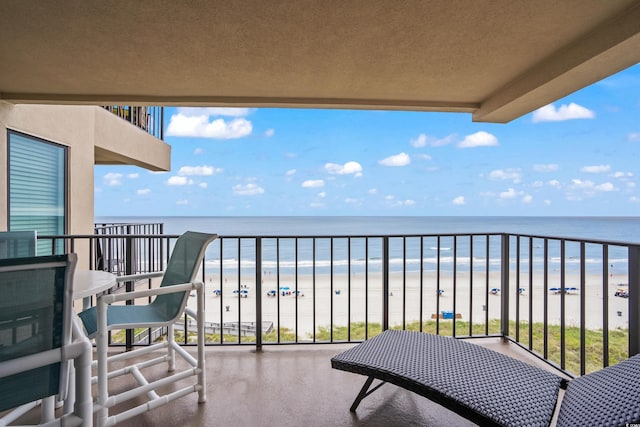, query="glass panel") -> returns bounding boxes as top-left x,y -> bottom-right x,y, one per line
8,131 -> 67,254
